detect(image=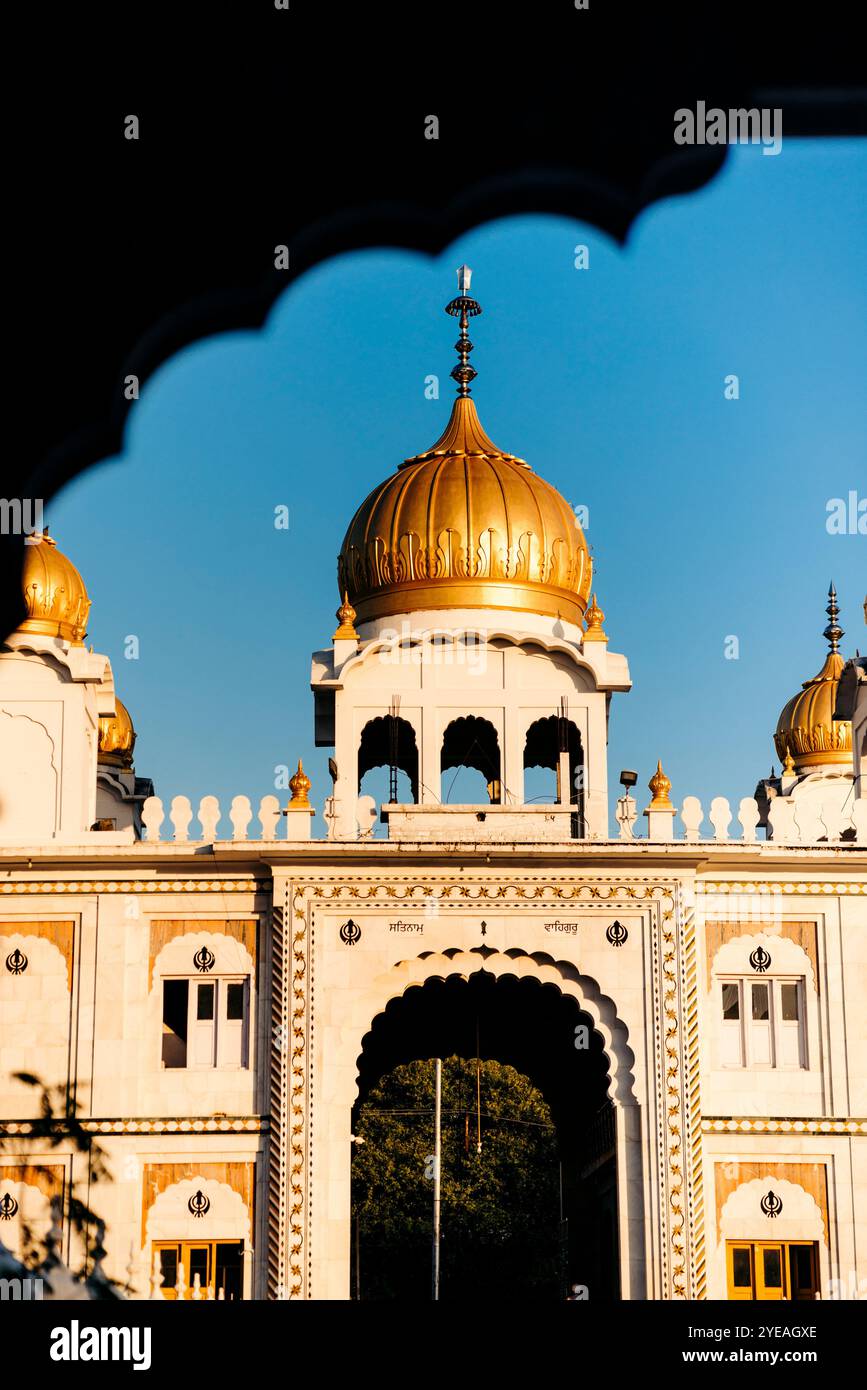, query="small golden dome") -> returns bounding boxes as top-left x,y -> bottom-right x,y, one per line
583,592 -> 607,643
288,759 -> 311,806
646,759 -> 673,810
774,585 -> 852,770
337,272 -> 592,627
338,395 -> 592,626
20,532 -> 91,643
333,592 -> 358,640
98,697 -> 136,768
